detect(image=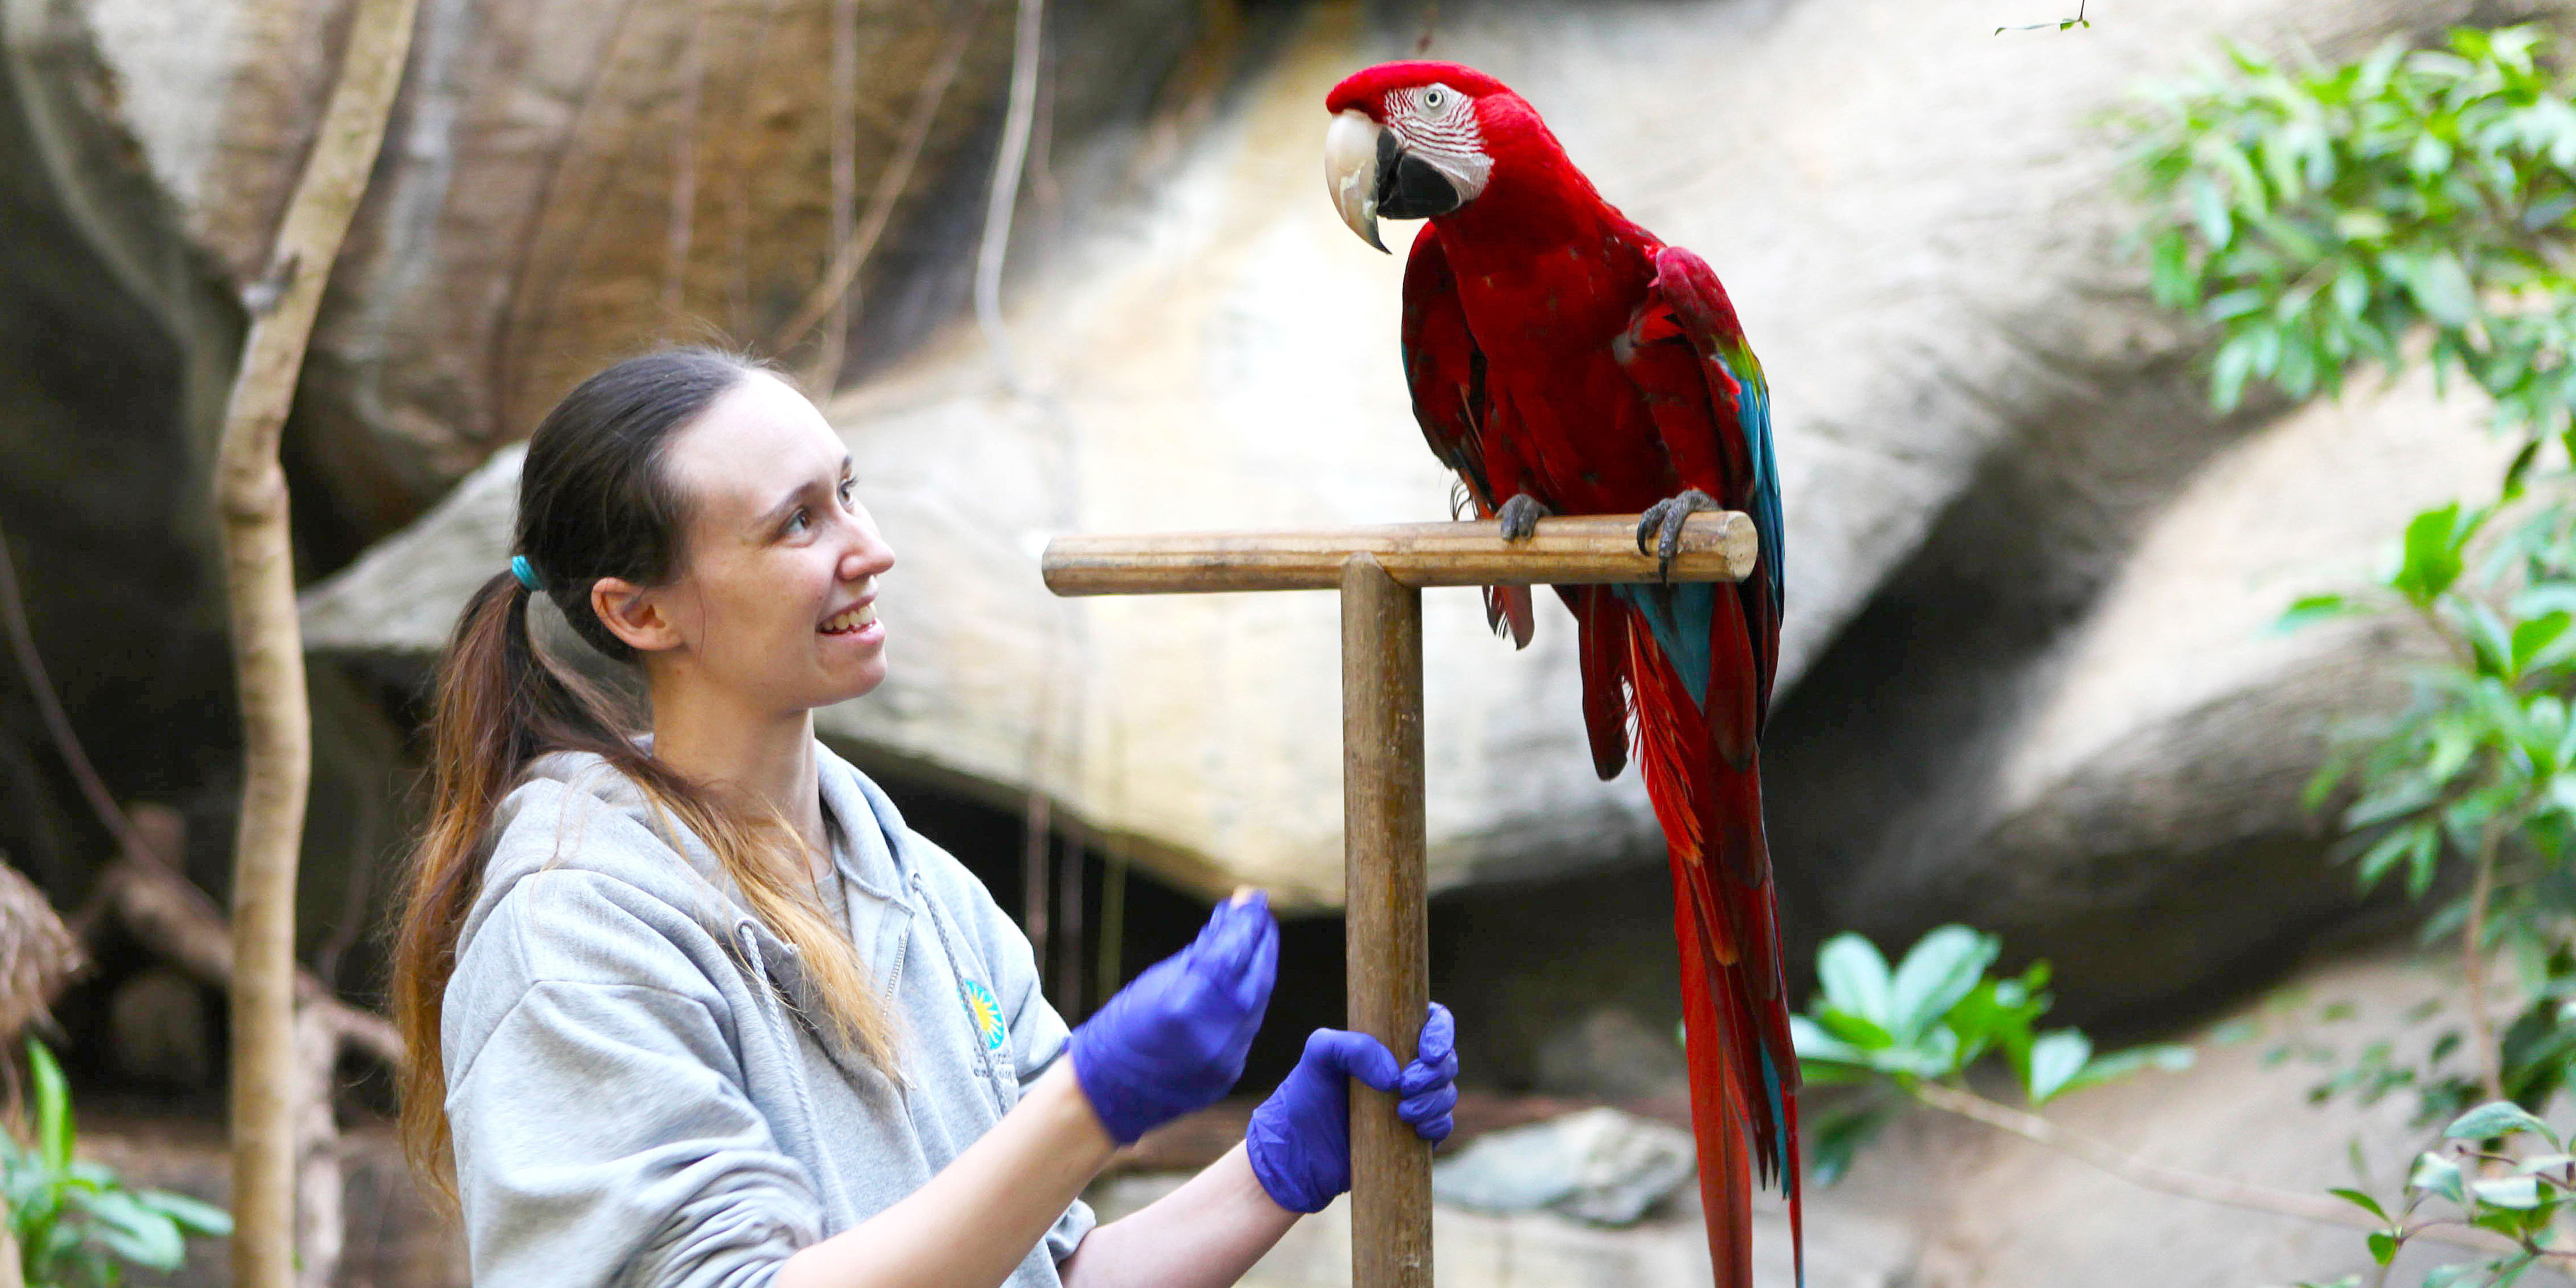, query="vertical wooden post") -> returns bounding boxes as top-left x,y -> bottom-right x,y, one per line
1339,554 -> 1430,1288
